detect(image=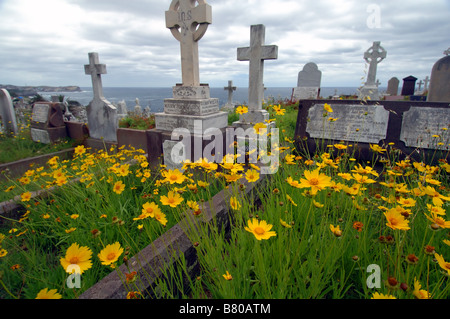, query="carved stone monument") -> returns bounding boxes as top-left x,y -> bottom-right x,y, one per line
0,89 -> 18,136
234,24 -> 278,128
84,52 -> 118,143
154,0 -> 228,167
427,52 -> 450,102
358,41 -> 386,100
